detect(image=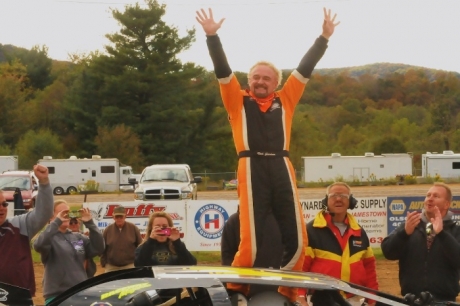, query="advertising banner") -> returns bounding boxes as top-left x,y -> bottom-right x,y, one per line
83,201 -> 186,240
185,200 -> 238,251
386,196 -> 460,235
82,196 -> 413,251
